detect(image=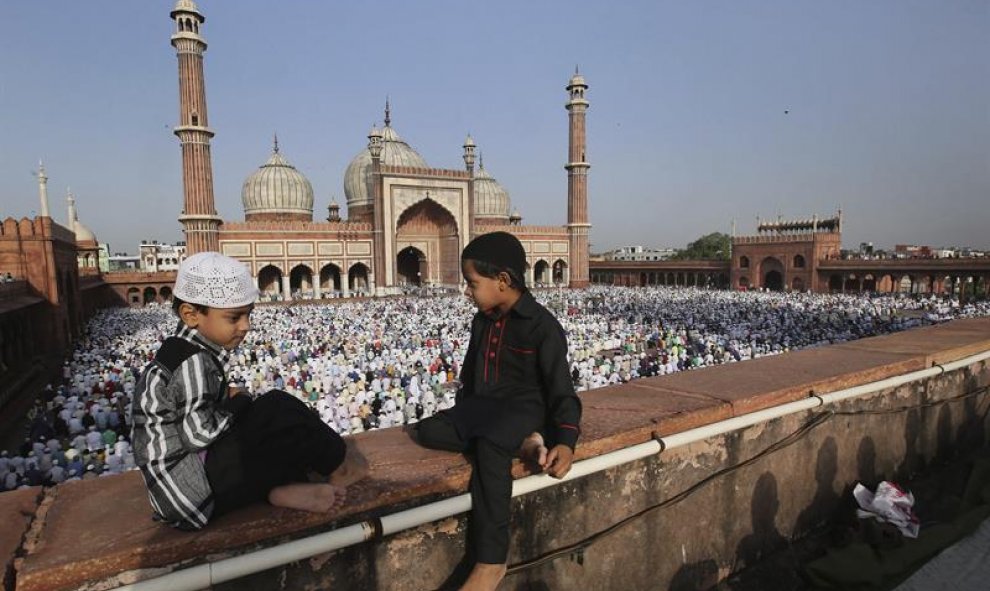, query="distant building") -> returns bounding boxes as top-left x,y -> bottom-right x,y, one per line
602,246 -> 676,262
138,241 -> 187,272
108,253 -> 141,272
731,213 -> 843,292
97,243 -> 111,273
894,244 -> 933,259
